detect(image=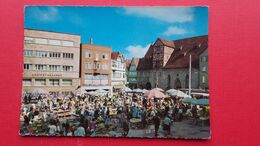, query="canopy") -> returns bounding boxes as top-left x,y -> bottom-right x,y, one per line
166,89 -> 177,94
142,89 -> 149,93
144,88 -> 166,98
95,89 -> 108,93
31,88 -> 49,95
167,90 -> 191,98
181,97 -> 198,104
196,99 -> 209,105
153,88 -> 164,92
132,88 -> 143,93
191,92 -> 210,97
121,86 -> 132,92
